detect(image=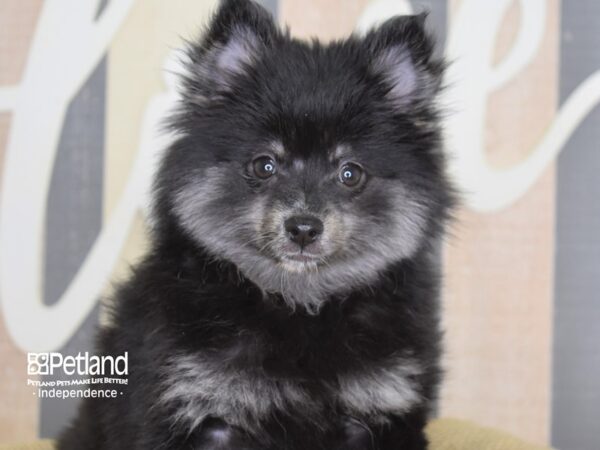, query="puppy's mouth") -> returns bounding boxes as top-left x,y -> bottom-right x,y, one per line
282,252 -> 321,263
278,252 -> 324,272
273,234 -> 328,270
